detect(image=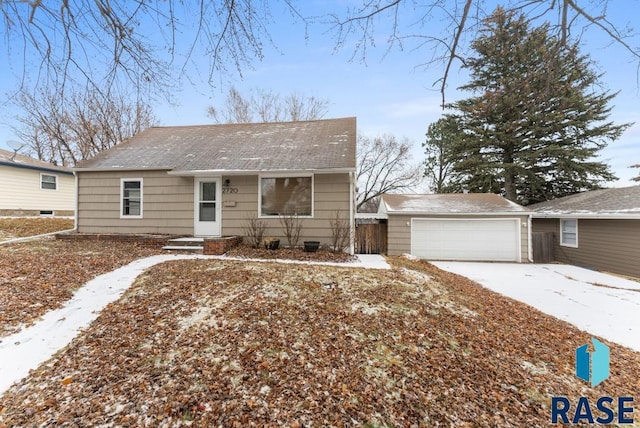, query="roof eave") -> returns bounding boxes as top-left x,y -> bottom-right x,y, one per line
0,160 -> 73,175
74,167 -> 173,172
532,213 -> 640,220
168,167 -> 356,176
386,210 -> 531,216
